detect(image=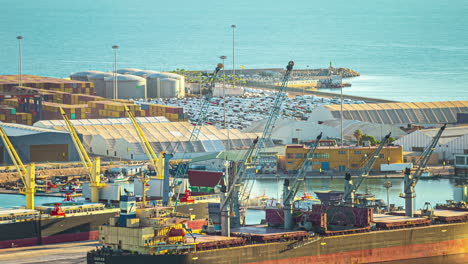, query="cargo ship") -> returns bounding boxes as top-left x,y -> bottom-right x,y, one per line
87,193 -> 468,264
0,189 -> 215,249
